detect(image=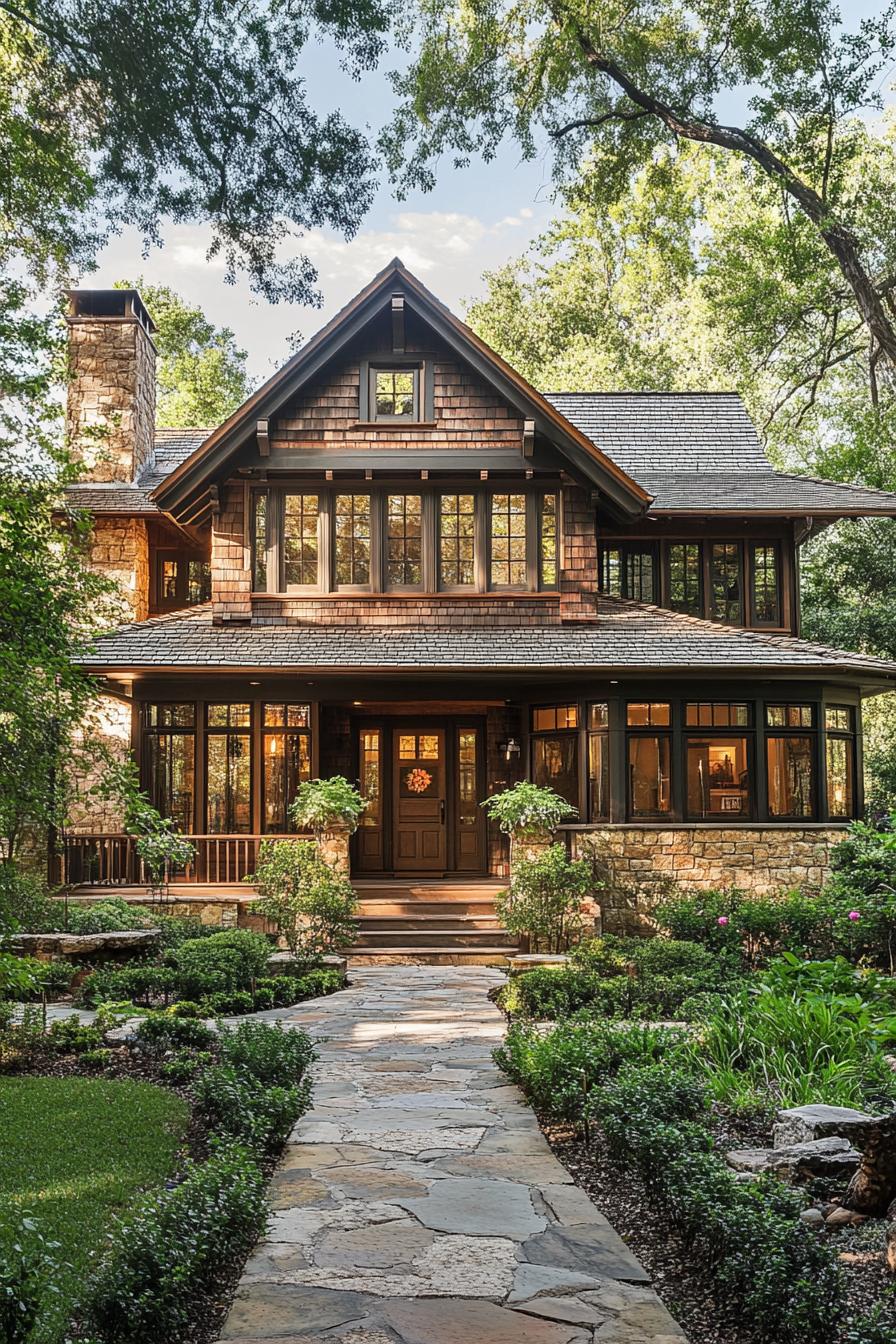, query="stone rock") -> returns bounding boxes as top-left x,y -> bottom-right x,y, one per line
397,1177 -> 546,1239
10,928 -> 160,962
103,1016 -> 149,1044
267,951 -> 347,976
726,1136 -> 860,1182
522,1224 -> 651,1284
219,1284 -> 372,1338
513,1296 -> 609,1328
507,1262 -> 605,1304
378,1297 -> 590,1344
799,1208 -> 825,1227
773,1104 -> 877,1149
508,955 -> 570,977
825,1207 -> 867,1228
